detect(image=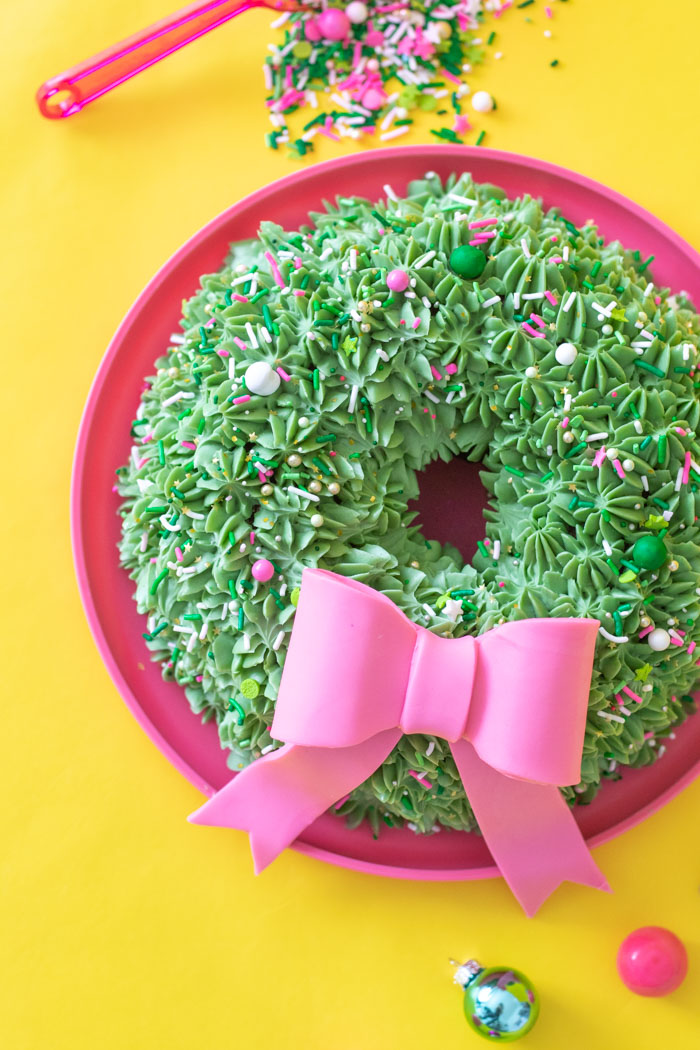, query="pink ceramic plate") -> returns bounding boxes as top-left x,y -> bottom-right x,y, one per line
72,147 -> 700,880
